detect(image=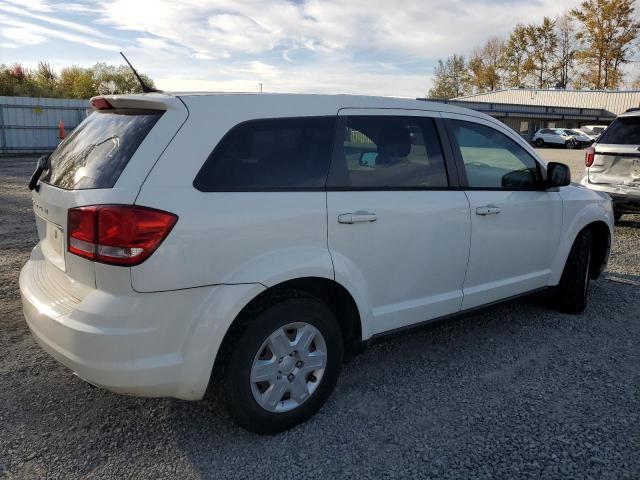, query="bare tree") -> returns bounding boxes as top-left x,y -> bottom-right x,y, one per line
553,14 -> 578,88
